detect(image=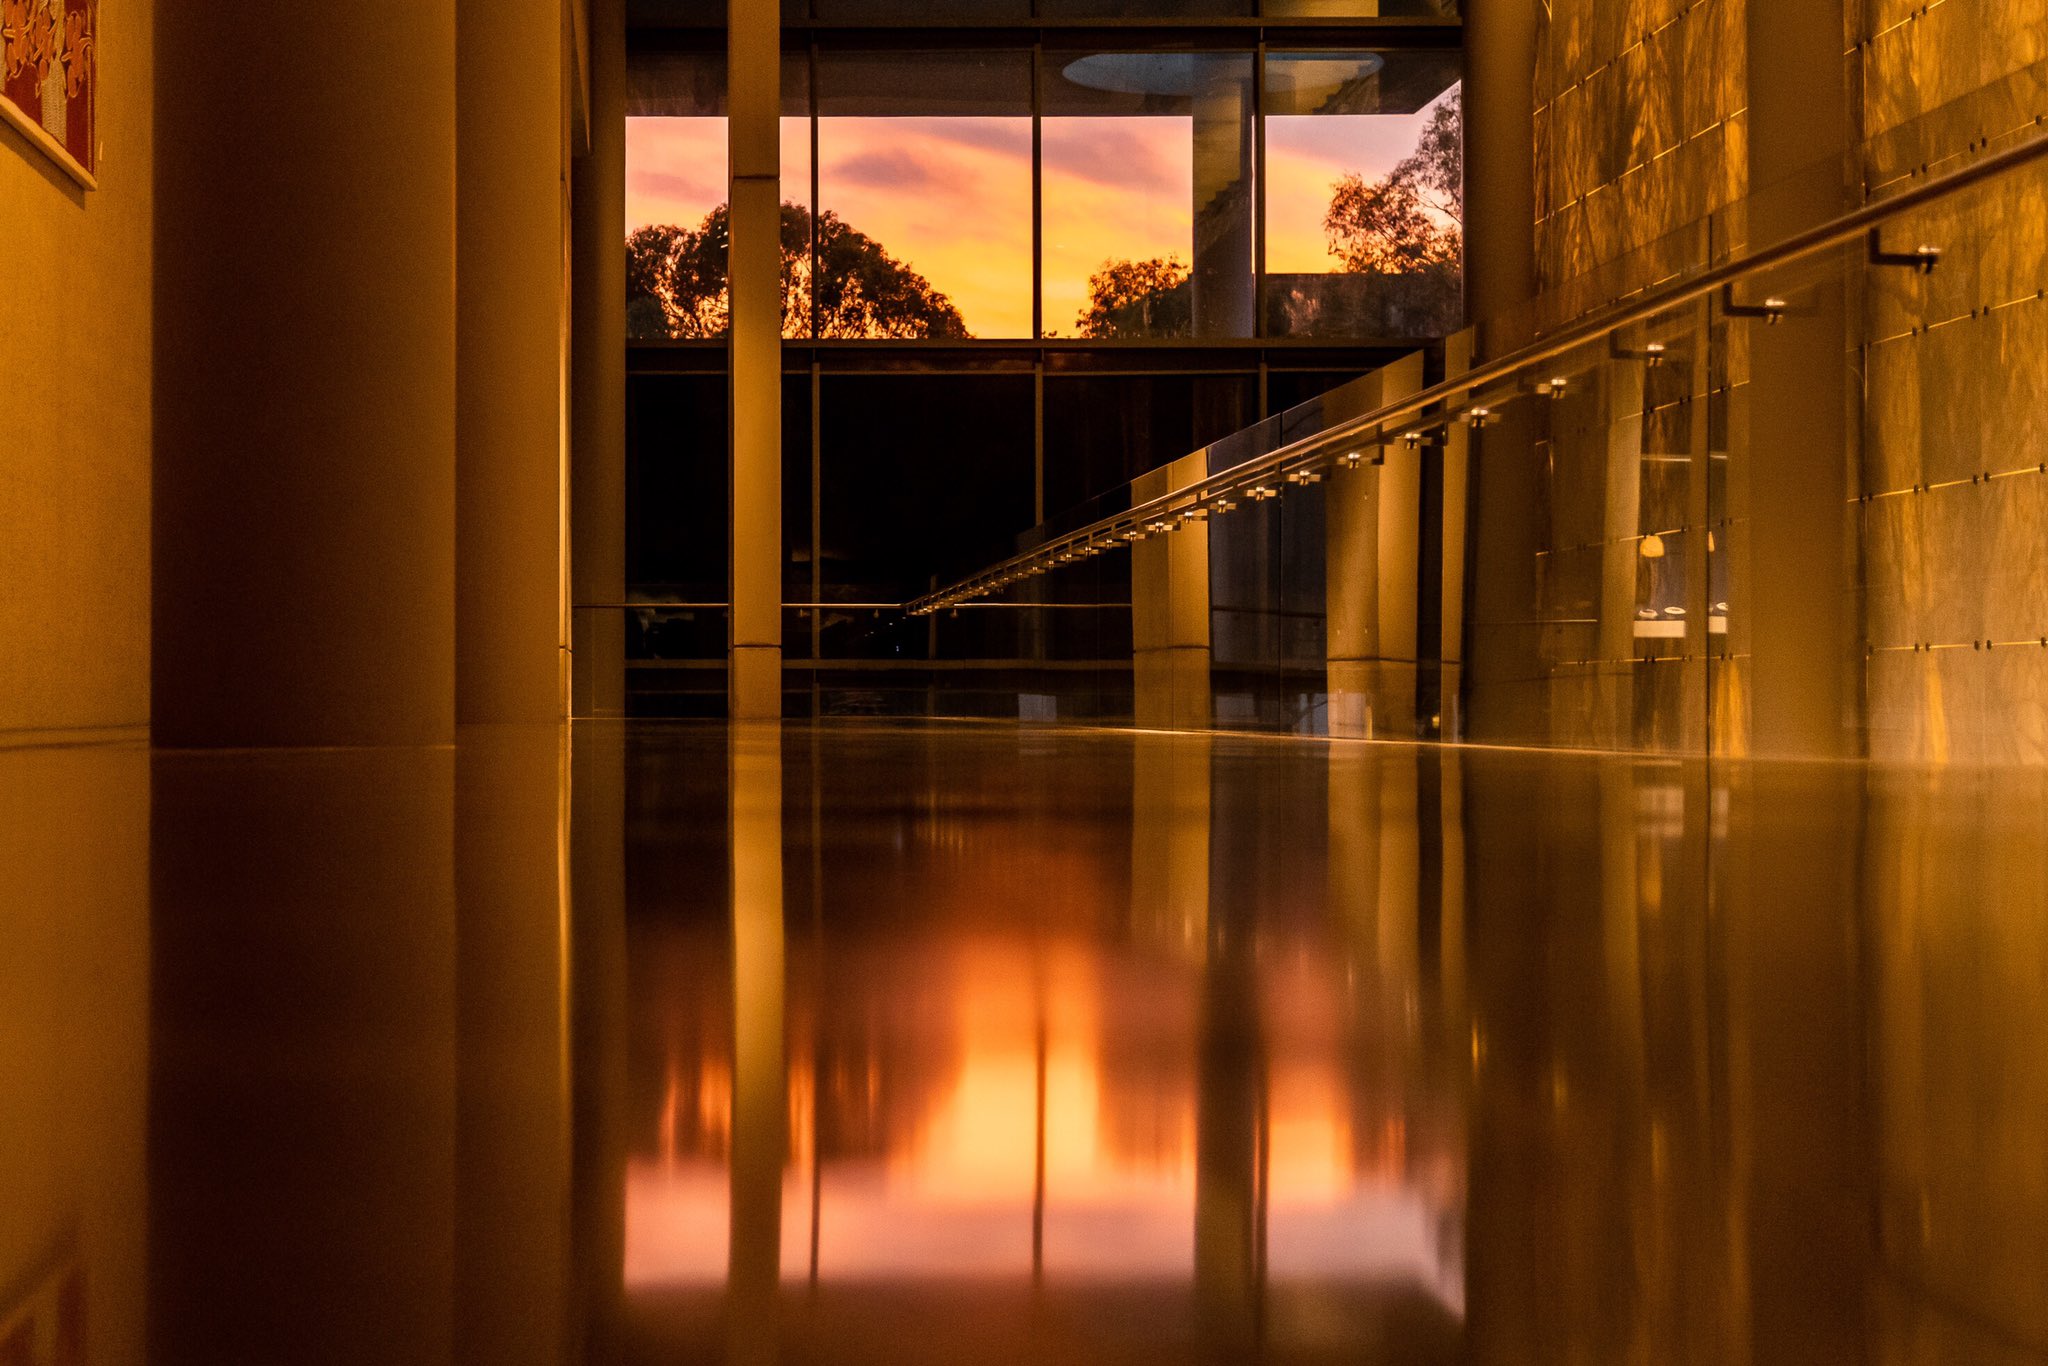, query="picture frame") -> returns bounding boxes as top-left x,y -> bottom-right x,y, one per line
0,0 -> 99,189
